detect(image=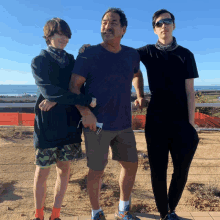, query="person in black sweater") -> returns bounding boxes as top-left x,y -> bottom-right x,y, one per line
31,18 -> 96,220
135,9 -> 199,220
